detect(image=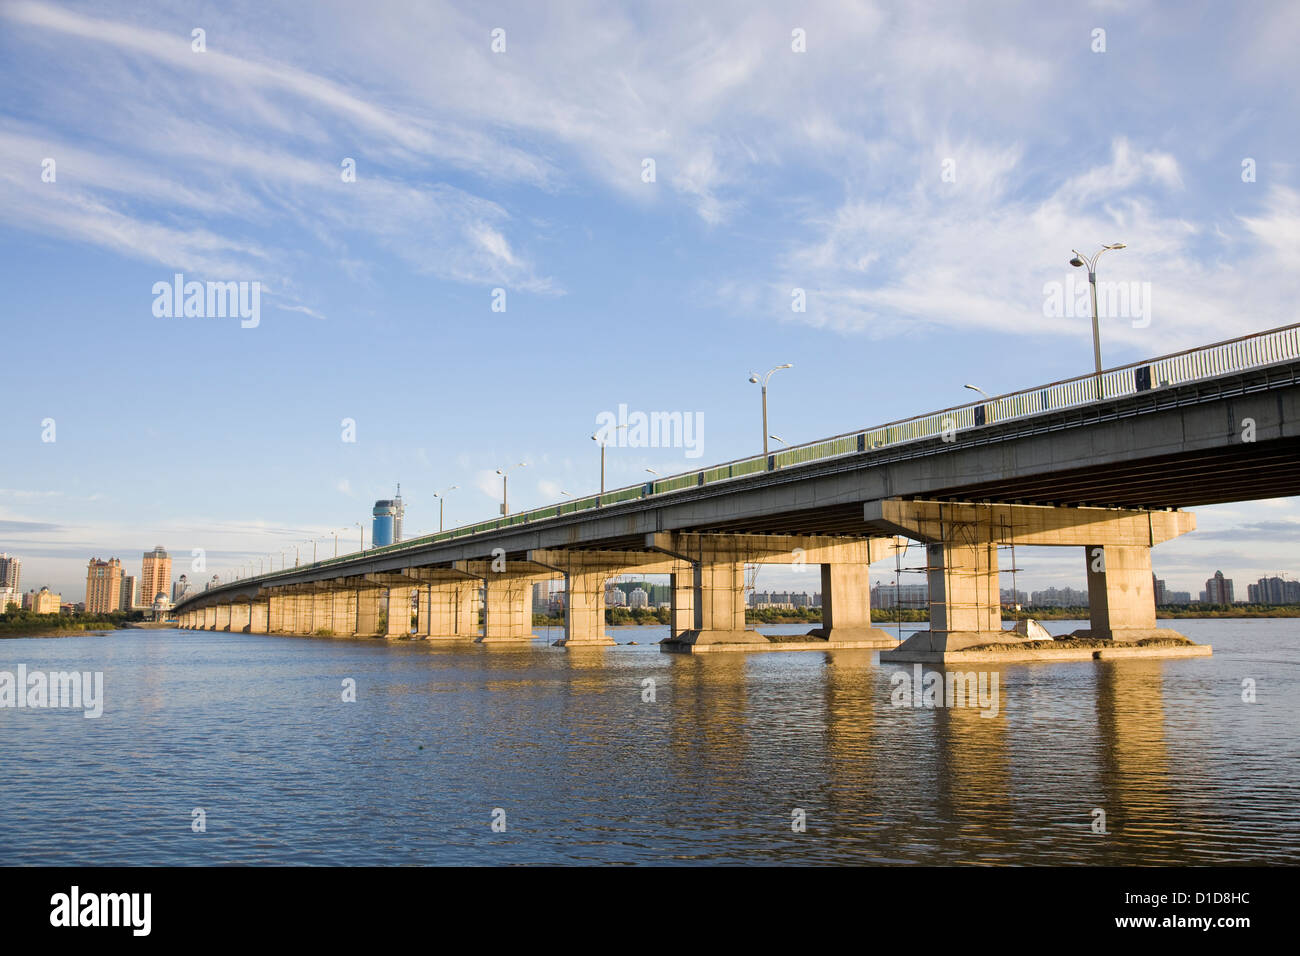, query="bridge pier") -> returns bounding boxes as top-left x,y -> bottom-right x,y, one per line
1080,544 -> 1178,642
648,533 -> 898,652
455,561 -> 548,643
229,601 -> 251,633
408,570 -> 480,639
250,600 -> 269,634
865,499 -> 1206,662
528,549 -> 691,647
215,604 -> 231,631
354,582 -> 382,637
387,586 -> 416,638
